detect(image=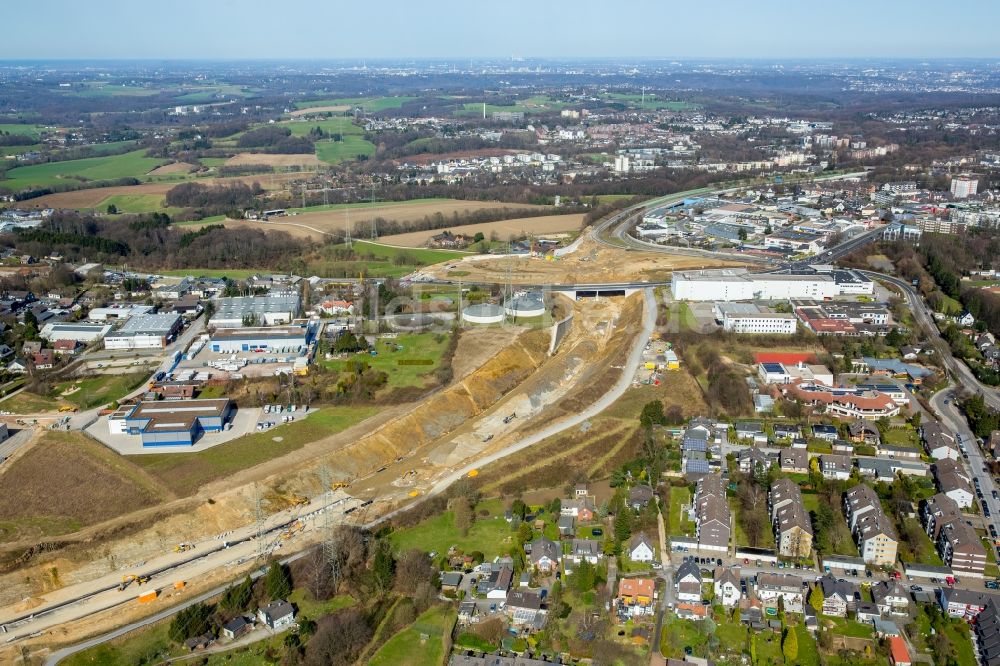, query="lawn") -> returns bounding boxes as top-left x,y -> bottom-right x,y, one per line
824,617 -> 875,639
132,406 -> 379,497
753,631 -> 785,663
0,388 -> 61,414
156,268 -> 261,279
368,605 -> 455,666
0,123 -> 48,138
730,497 -> 775,549
390,501 -> 514,560
283,117 -> 366,137
56,372 -> 148,410
881,426 -> 917,447
352,240 -> 468,264
0,149 -> 167,191
668,485 -> 693,536
321,332 -> 452,389
659,615 -> 709,659
802,493 -> 858,557
288,587 -> 354,619
295,96 -> 417,112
